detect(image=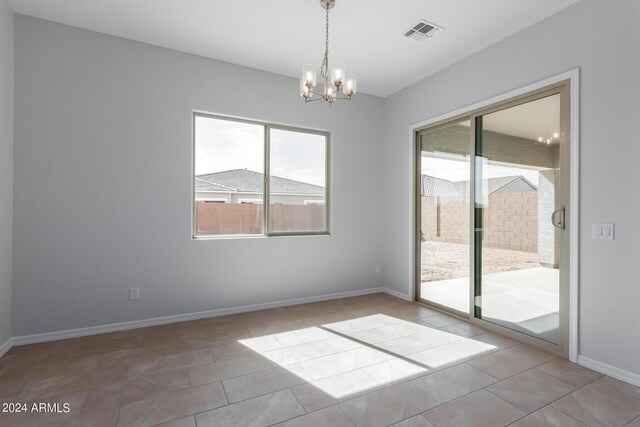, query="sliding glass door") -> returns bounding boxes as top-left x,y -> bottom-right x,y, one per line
417,120 -> 471,315
474,92 -> 566,346
416,82 -> 570,355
